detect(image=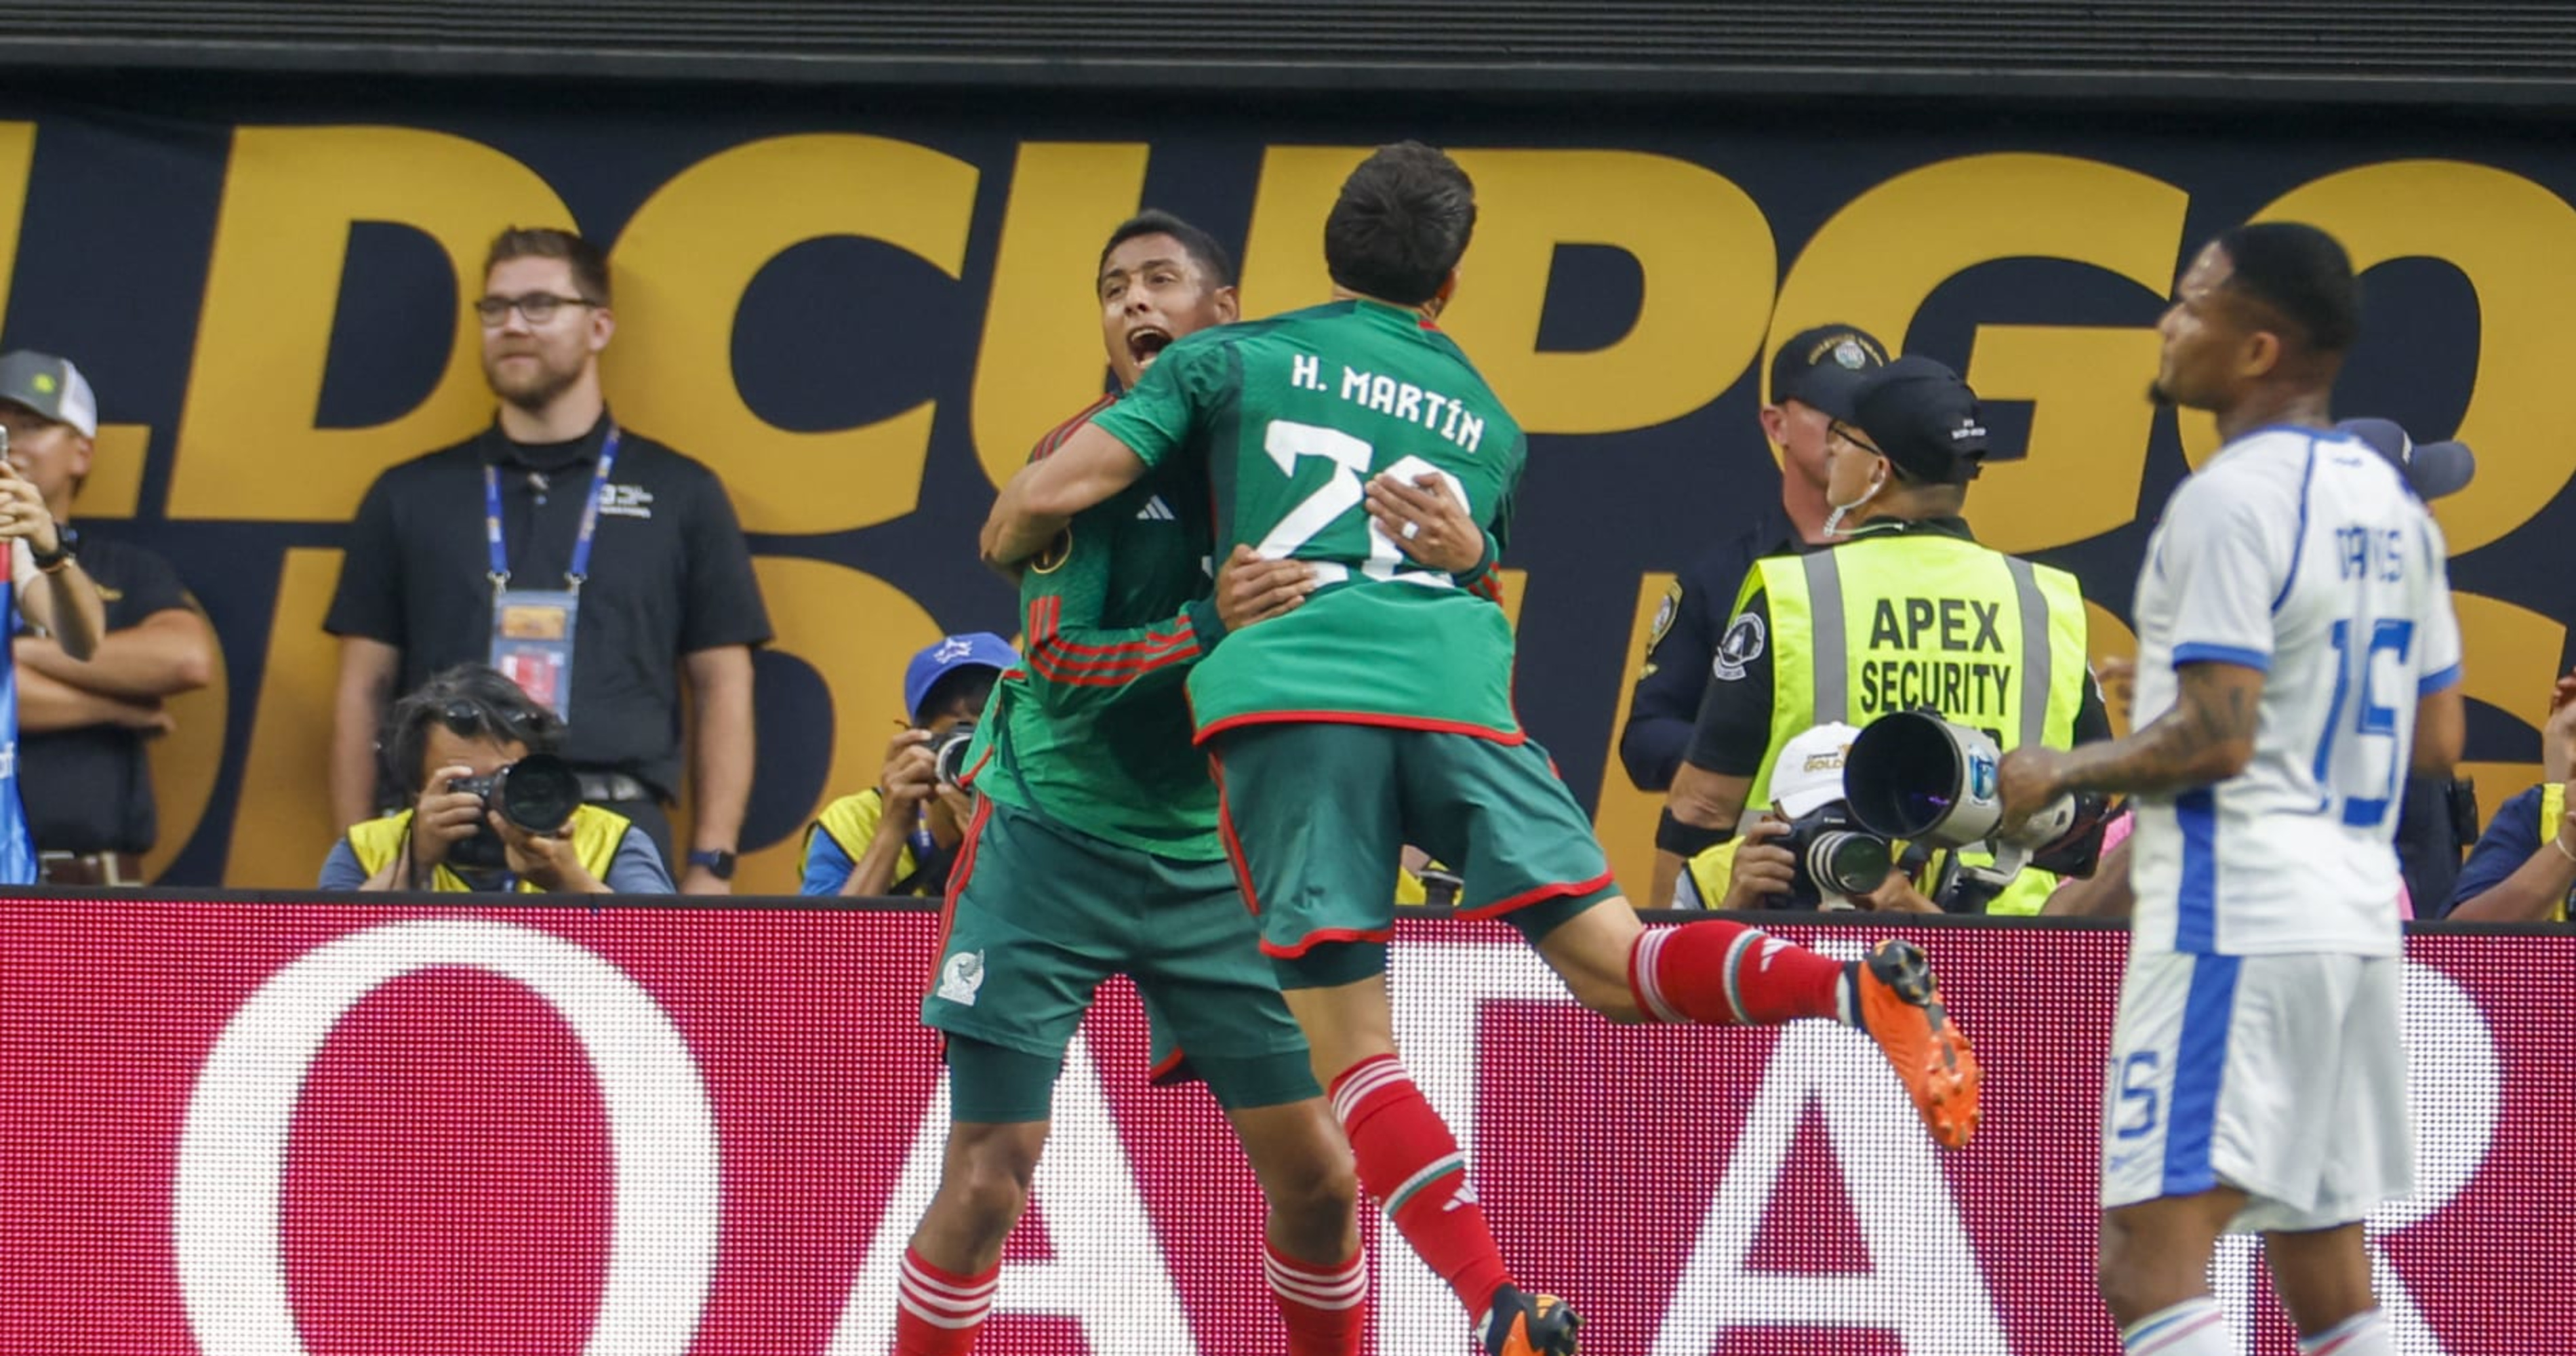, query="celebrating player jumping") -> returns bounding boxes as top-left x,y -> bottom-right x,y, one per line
984,141 -> 1981,1356
897,212 -> 1366,1356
